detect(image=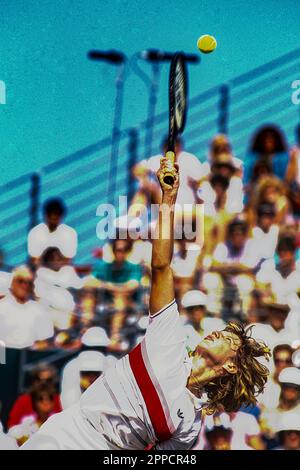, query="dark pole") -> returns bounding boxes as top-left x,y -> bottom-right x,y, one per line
28,172 -> 40,231
108,63 -> 126,204
218,84 -> 230,134
144,62 -> 160,158
127,128 -> 139,204
87,50 -> 127,205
